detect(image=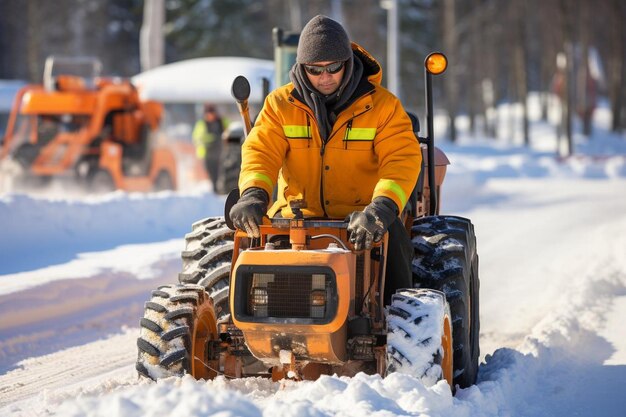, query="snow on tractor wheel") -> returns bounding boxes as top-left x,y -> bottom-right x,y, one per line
177,217 -> 234,320
385,289 -> 453,387
411,215 -> 480,389
136,284 -> 219,380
